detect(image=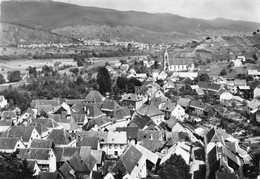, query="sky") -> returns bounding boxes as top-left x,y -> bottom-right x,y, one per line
55,0 -> 260,22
